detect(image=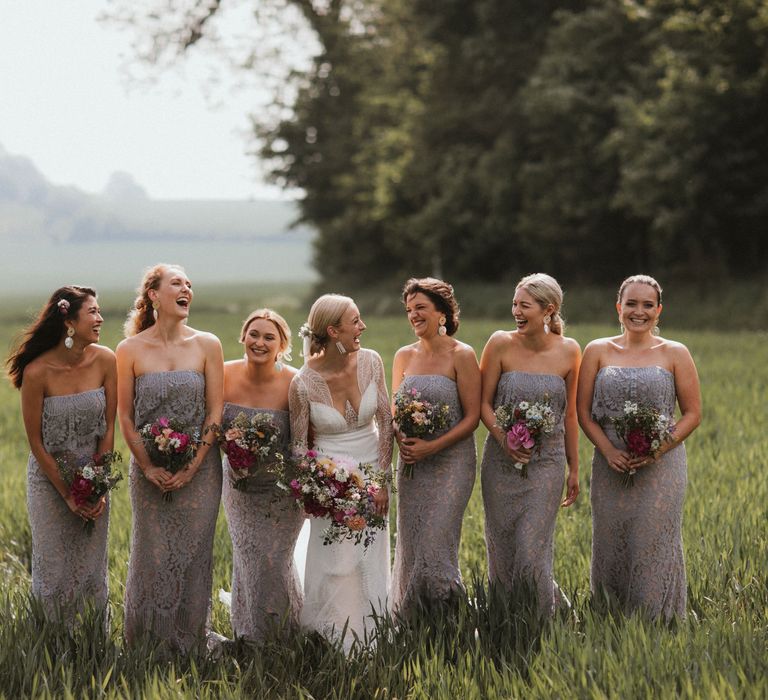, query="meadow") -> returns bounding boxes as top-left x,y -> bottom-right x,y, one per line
0,286 -> 765,698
